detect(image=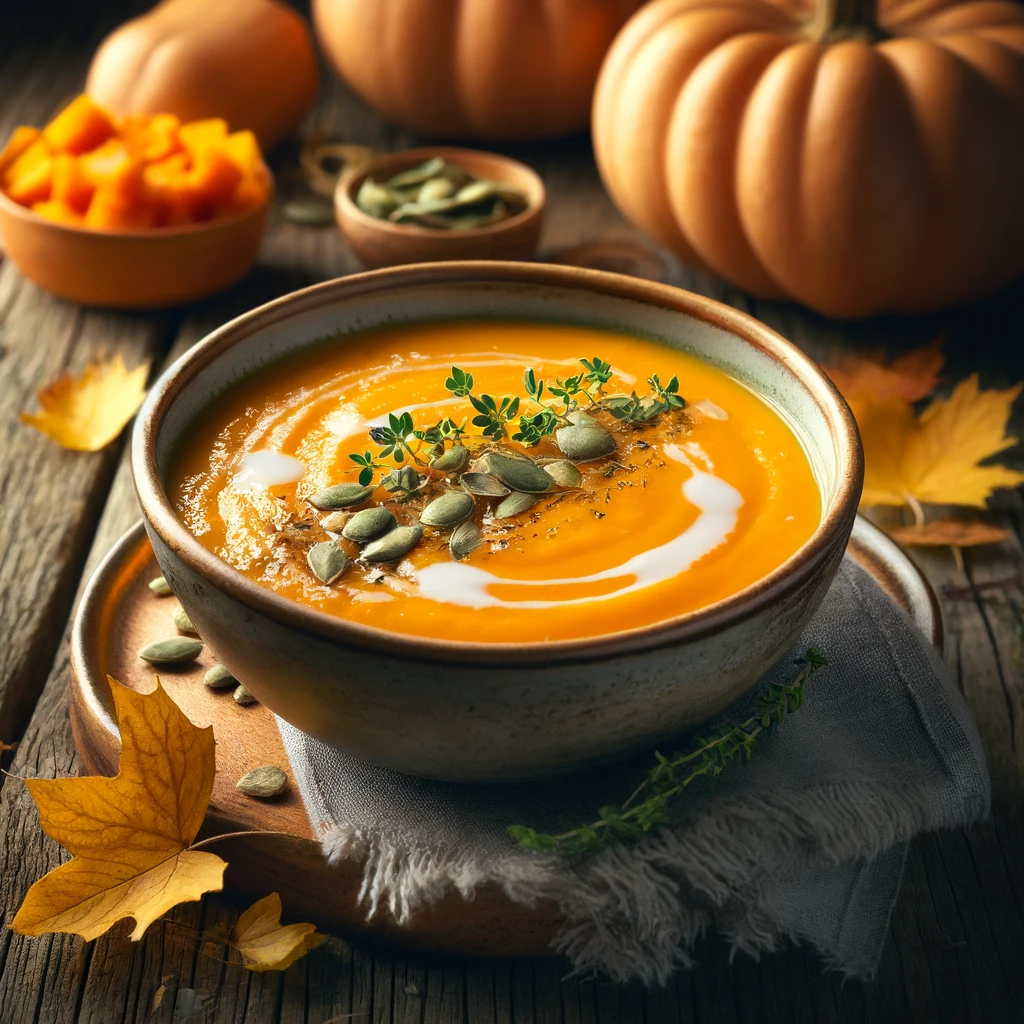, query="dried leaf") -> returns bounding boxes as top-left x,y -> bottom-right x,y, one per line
11,679 -> 225,941
822,338 -> 944,404
888,520 -> 1009,548
20,355 -> 149,451
858,376 -> 1024,508
230,893 -> 325,972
